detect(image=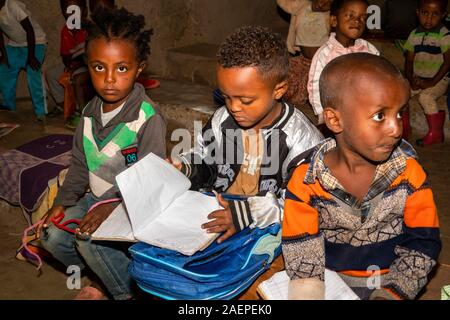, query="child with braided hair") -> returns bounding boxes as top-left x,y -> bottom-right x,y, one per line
39,6 -> 166,300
